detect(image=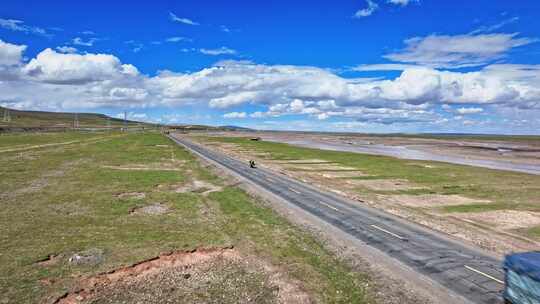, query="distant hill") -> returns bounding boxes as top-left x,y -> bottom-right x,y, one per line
168,124 -> 254,131
0,106 -> 258,132
219,125 -> 254,131
0,106 -> 153,129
